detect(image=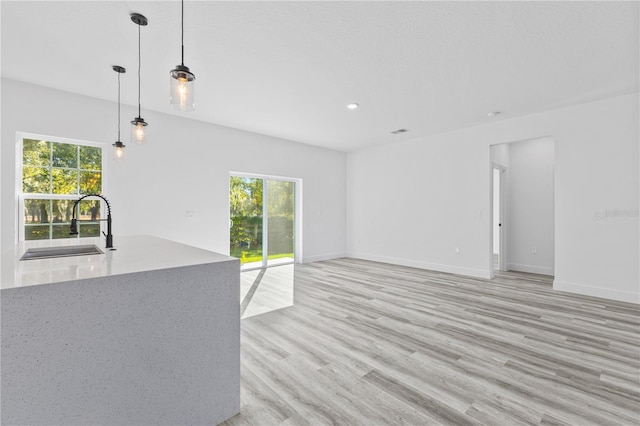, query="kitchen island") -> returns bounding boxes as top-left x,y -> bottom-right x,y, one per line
1,235 -> 240,425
